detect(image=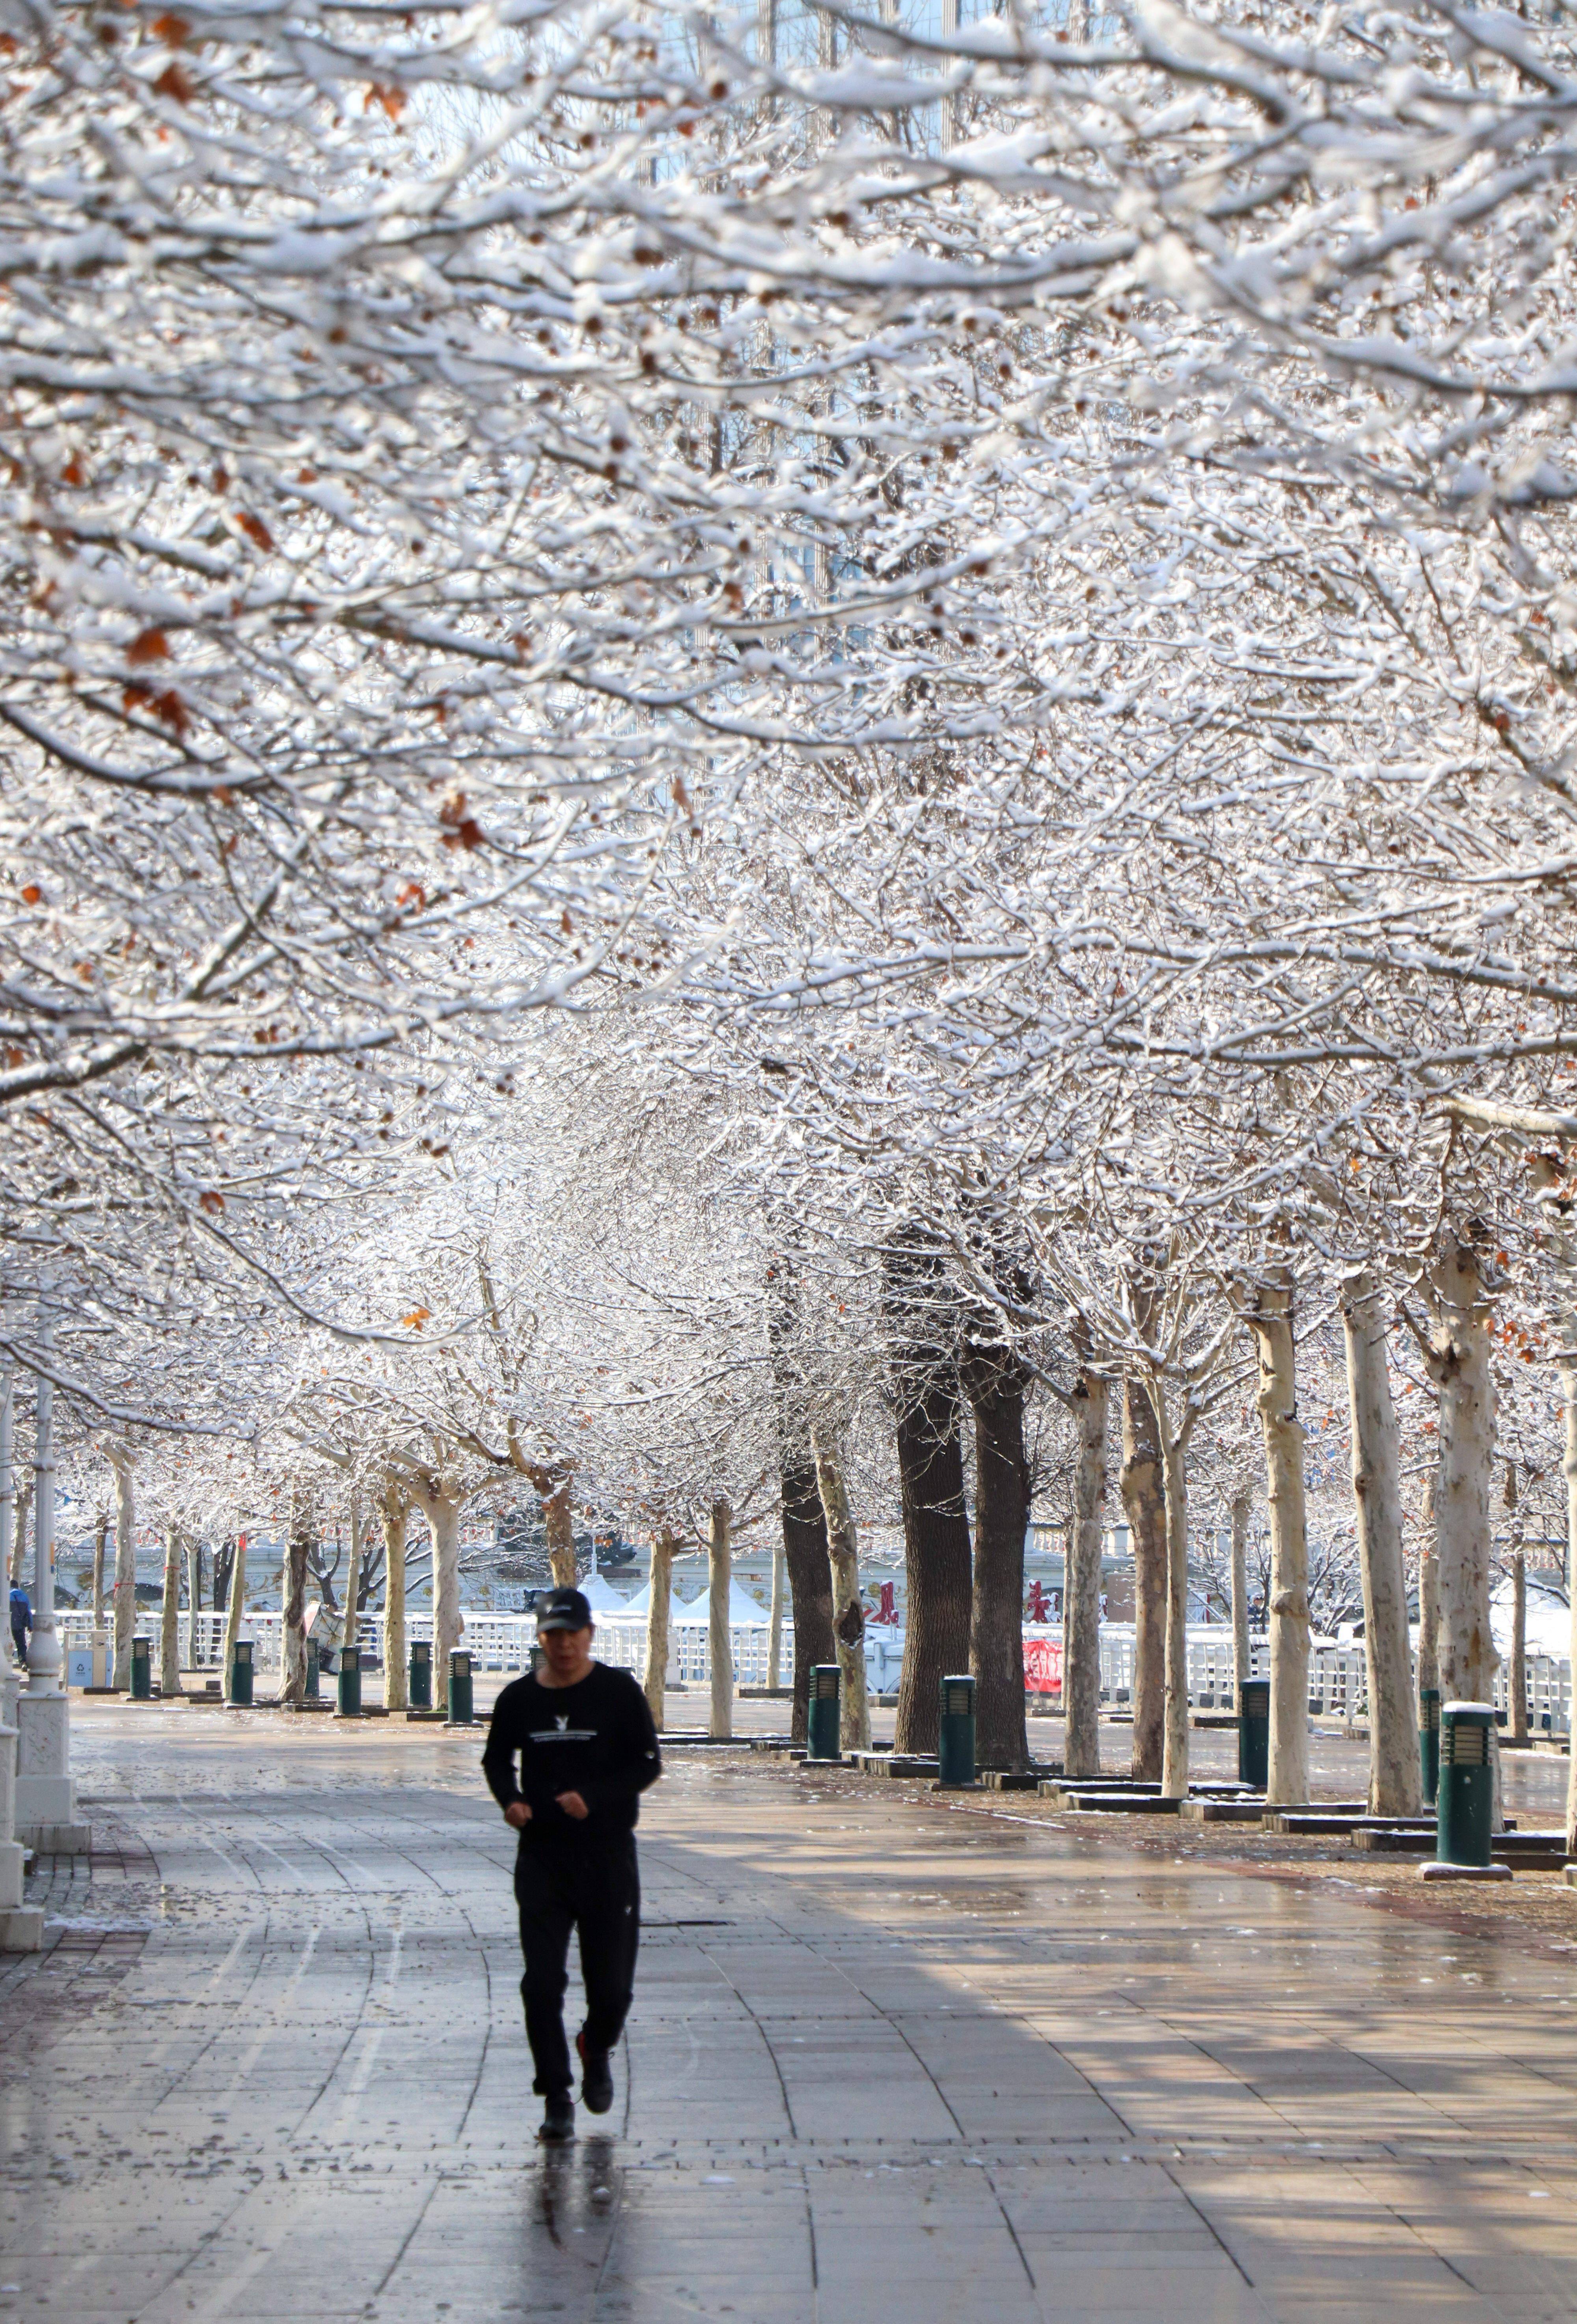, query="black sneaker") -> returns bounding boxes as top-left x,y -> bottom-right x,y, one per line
577,2030 -> 614,2115
538,2095 -> 575,2143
